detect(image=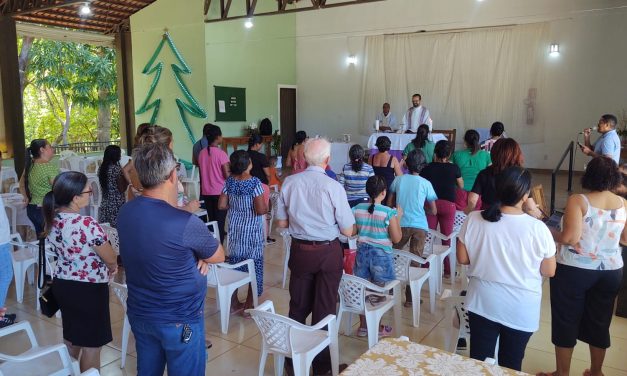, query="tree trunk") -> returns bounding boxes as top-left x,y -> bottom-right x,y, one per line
18,36 -> 34,96
96,88 -> 111,143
